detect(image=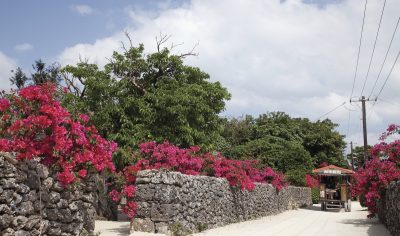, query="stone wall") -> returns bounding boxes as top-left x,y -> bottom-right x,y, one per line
132,170 -> 312,234
0,153 -> 97,236
378,180 -> 400,236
